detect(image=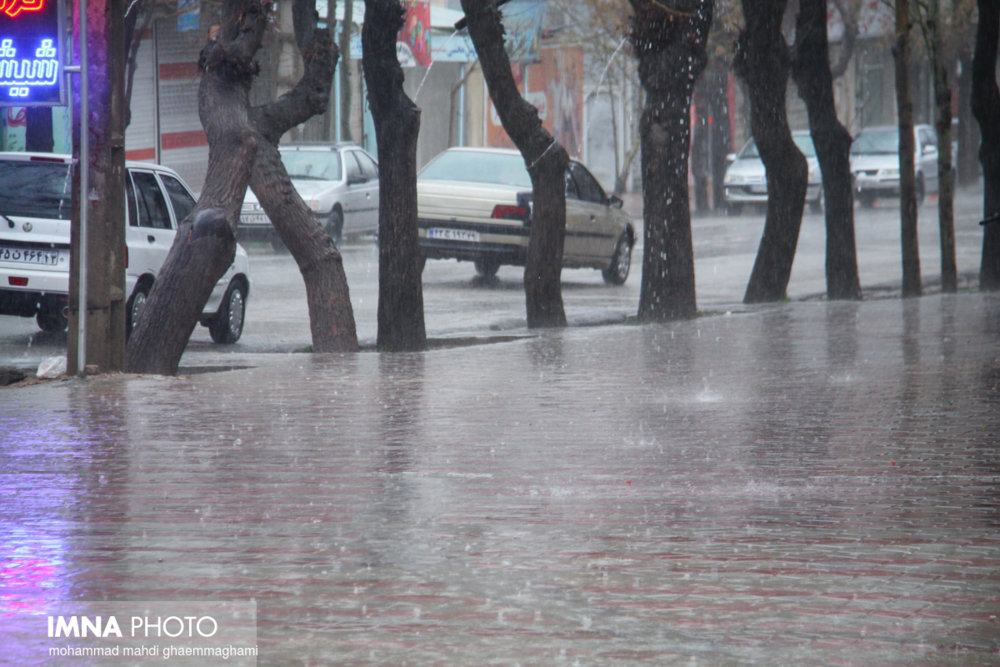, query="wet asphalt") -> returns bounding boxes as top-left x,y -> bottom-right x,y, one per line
1,289 -> 999,665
